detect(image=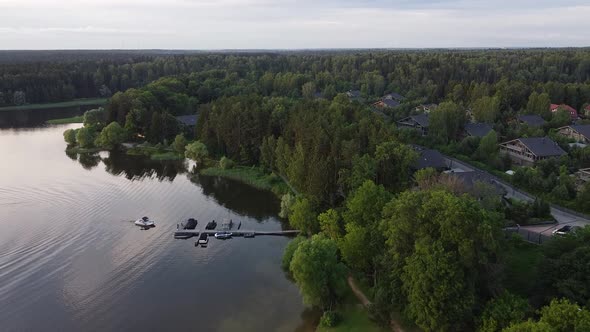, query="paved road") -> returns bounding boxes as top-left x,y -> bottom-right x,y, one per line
444,156 -> 590,236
